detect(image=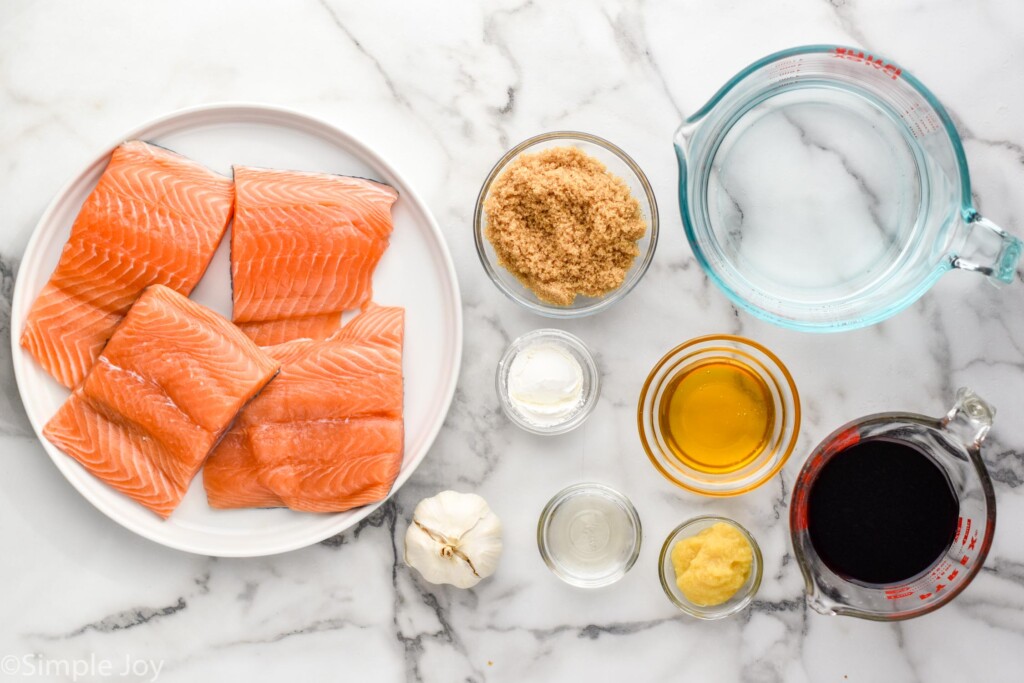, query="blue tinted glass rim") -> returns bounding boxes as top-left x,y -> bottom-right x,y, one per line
677,44 -> 969,332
